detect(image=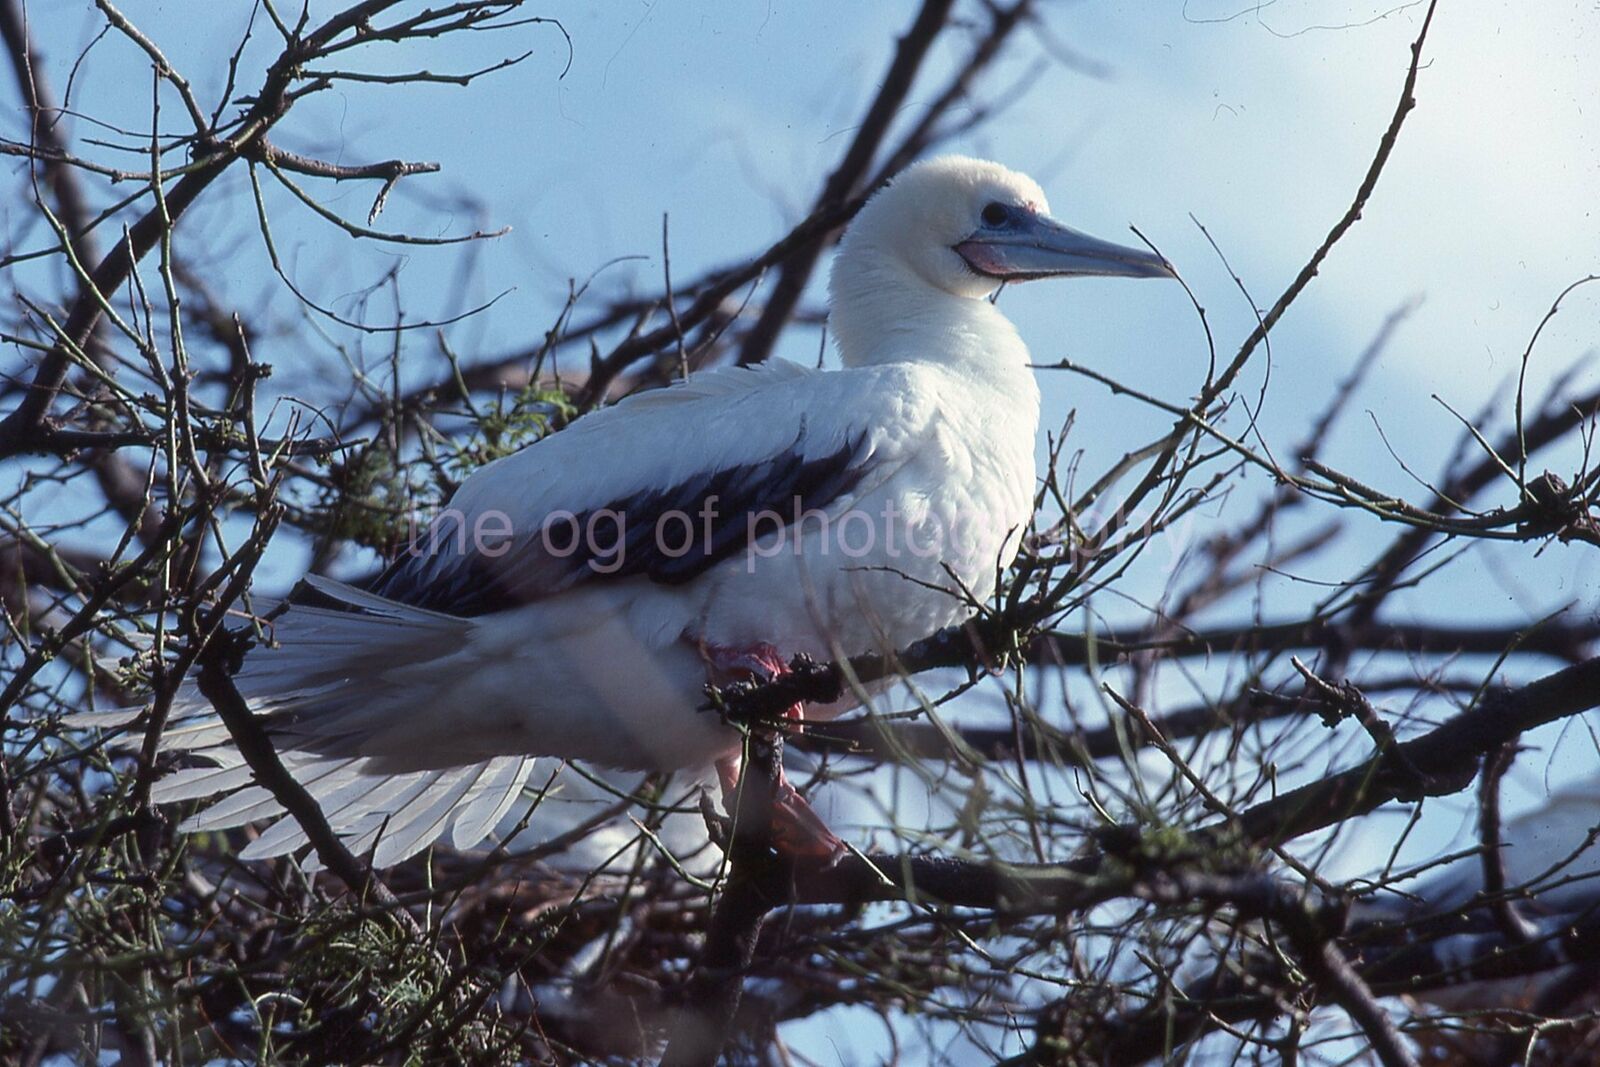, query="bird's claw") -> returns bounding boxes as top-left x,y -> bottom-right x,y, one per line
770,779 -> 846,867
